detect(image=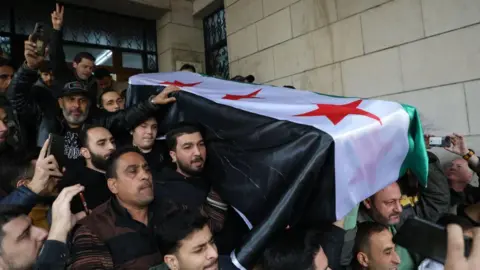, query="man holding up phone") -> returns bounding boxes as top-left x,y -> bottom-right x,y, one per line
7,34 -> 180,170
